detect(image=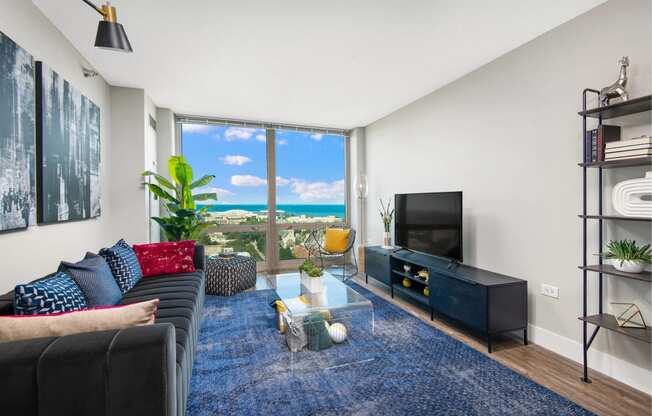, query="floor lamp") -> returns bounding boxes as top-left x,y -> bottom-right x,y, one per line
355,173 -> 368,272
